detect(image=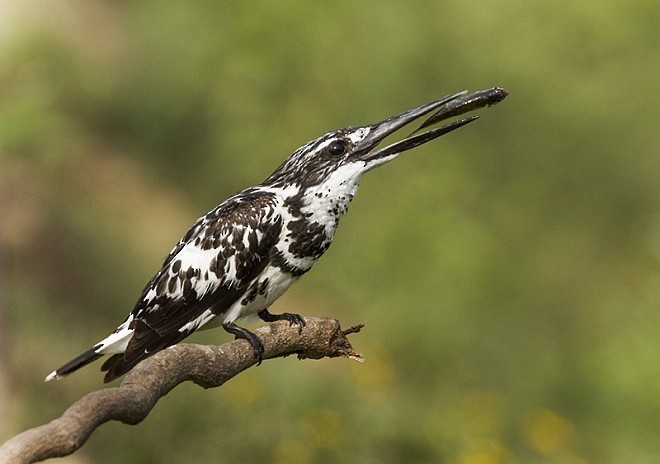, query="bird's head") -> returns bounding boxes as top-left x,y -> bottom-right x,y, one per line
263,88 -> 508,191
